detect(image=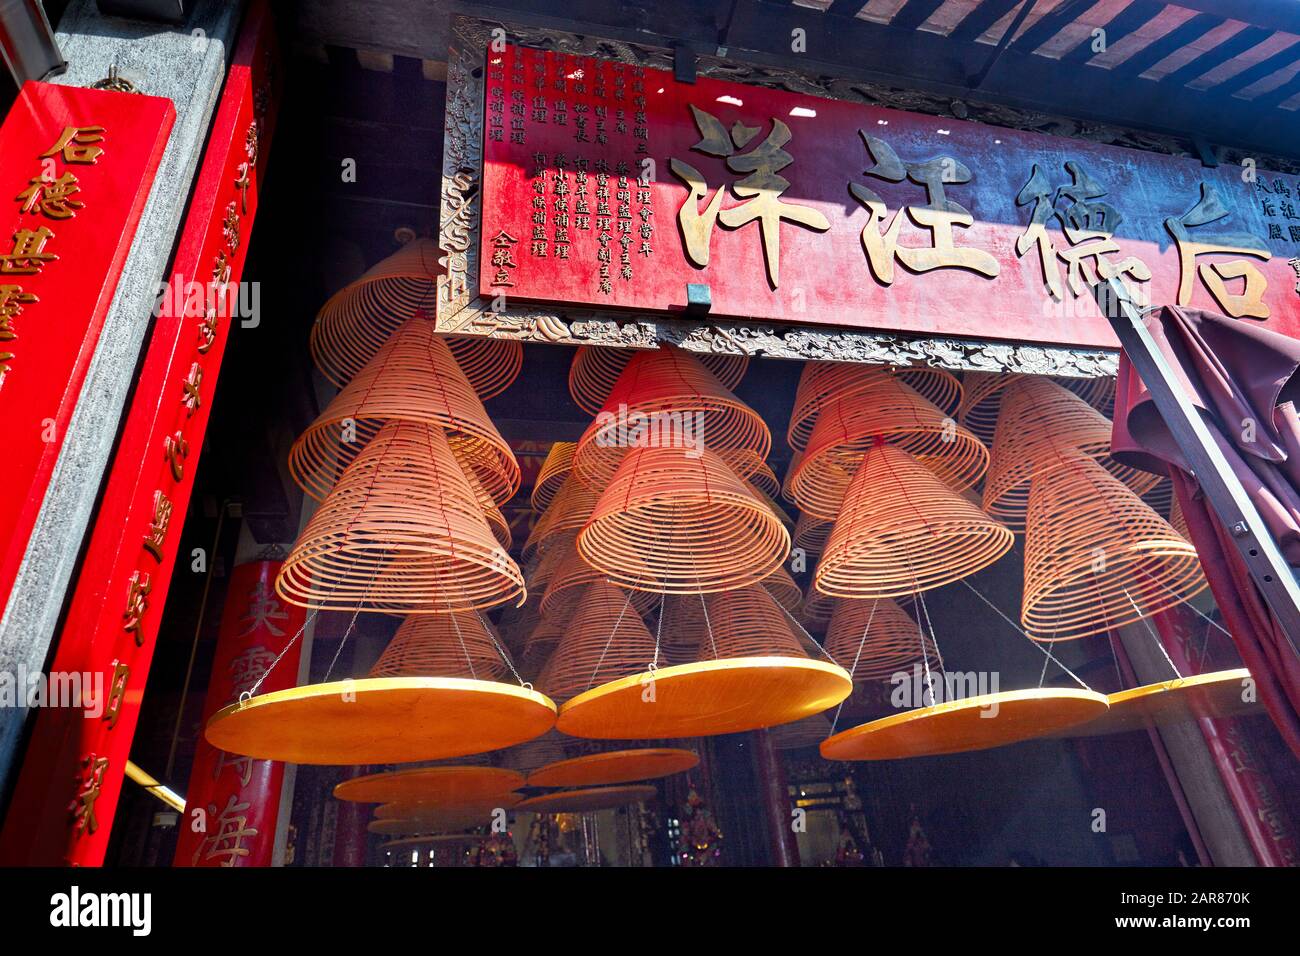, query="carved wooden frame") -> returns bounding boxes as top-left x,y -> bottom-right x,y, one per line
436,15 -> 1124,378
